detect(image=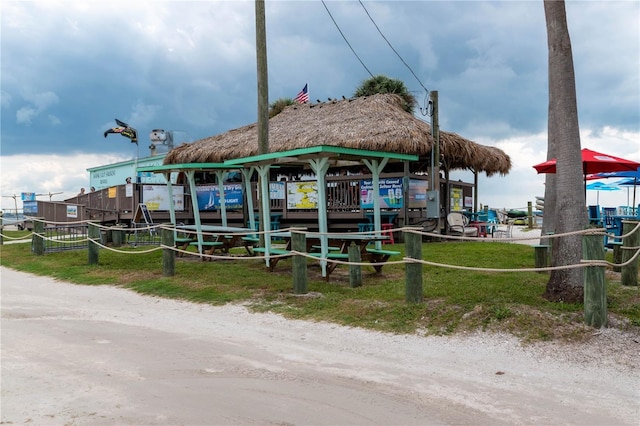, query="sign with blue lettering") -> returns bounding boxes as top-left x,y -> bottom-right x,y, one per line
196,184 -> 244,210
360,178 -> 404,209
